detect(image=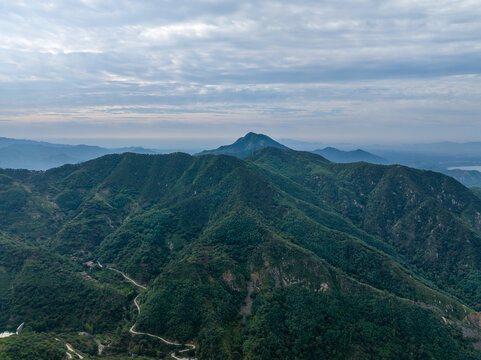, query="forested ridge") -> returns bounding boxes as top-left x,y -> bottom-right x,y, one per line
2,147 -> 481,359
